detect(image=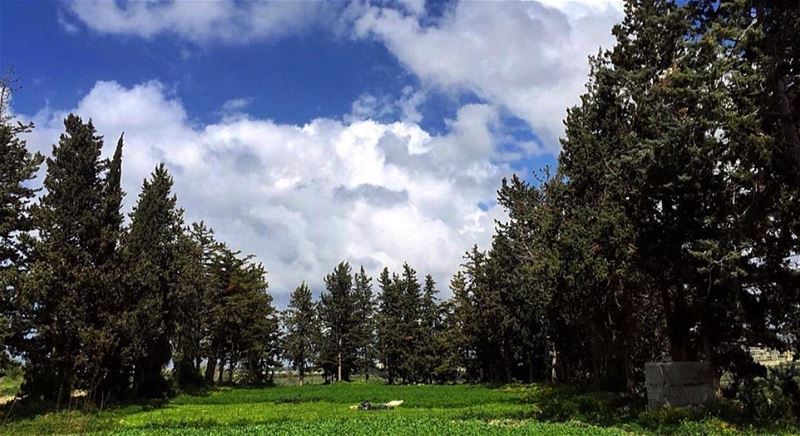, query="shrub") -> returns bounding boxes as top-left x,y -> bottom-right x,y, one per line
731,364 -> 800,424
